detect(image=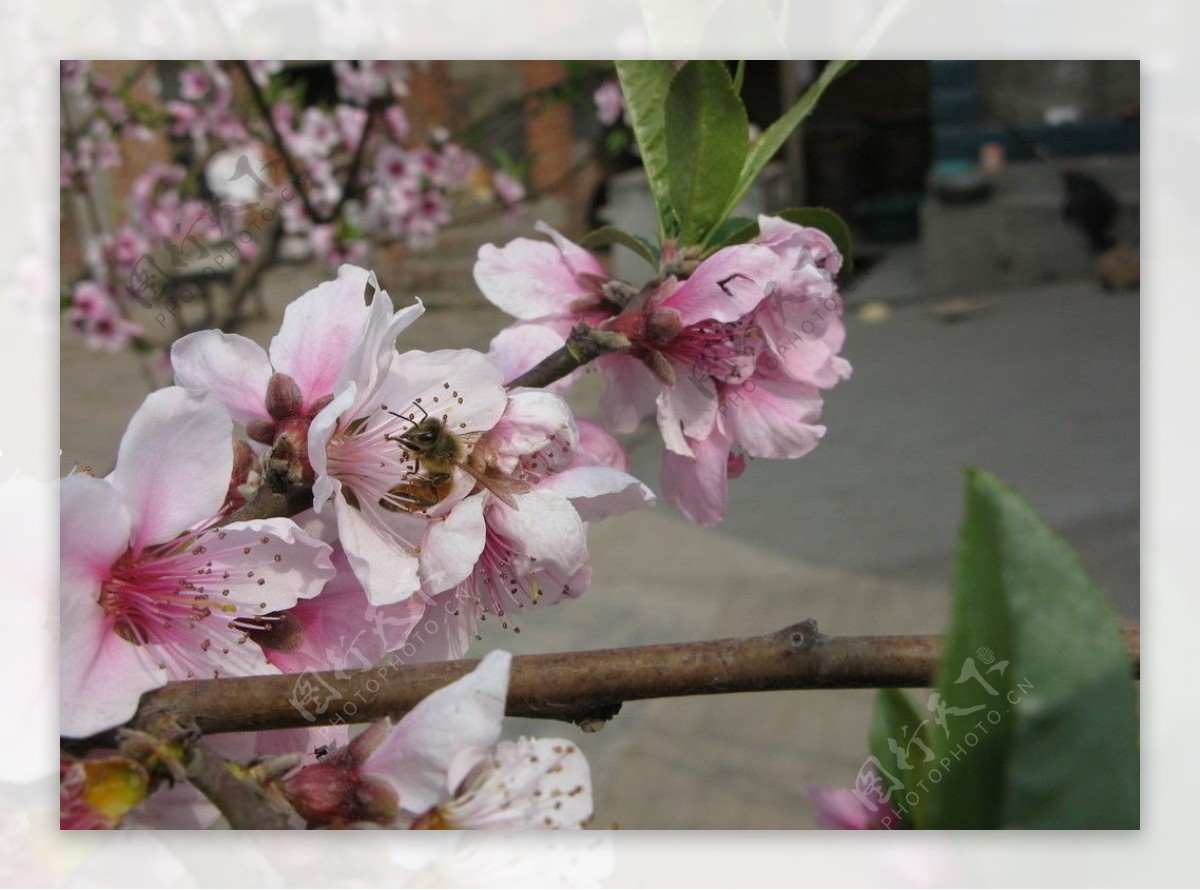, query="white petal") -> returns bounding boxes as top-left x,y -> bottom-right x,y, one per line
420,495 -> 487,594
170,331 -> 273,424
111,387 -> 232,552
489,489 -> 587,577
363,650 -> 511,813
536,466 -> 656,522
205,518 -> 336,613
334,495 -> 422,605
442,736 -> 593,829
385,350 -> 507,435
